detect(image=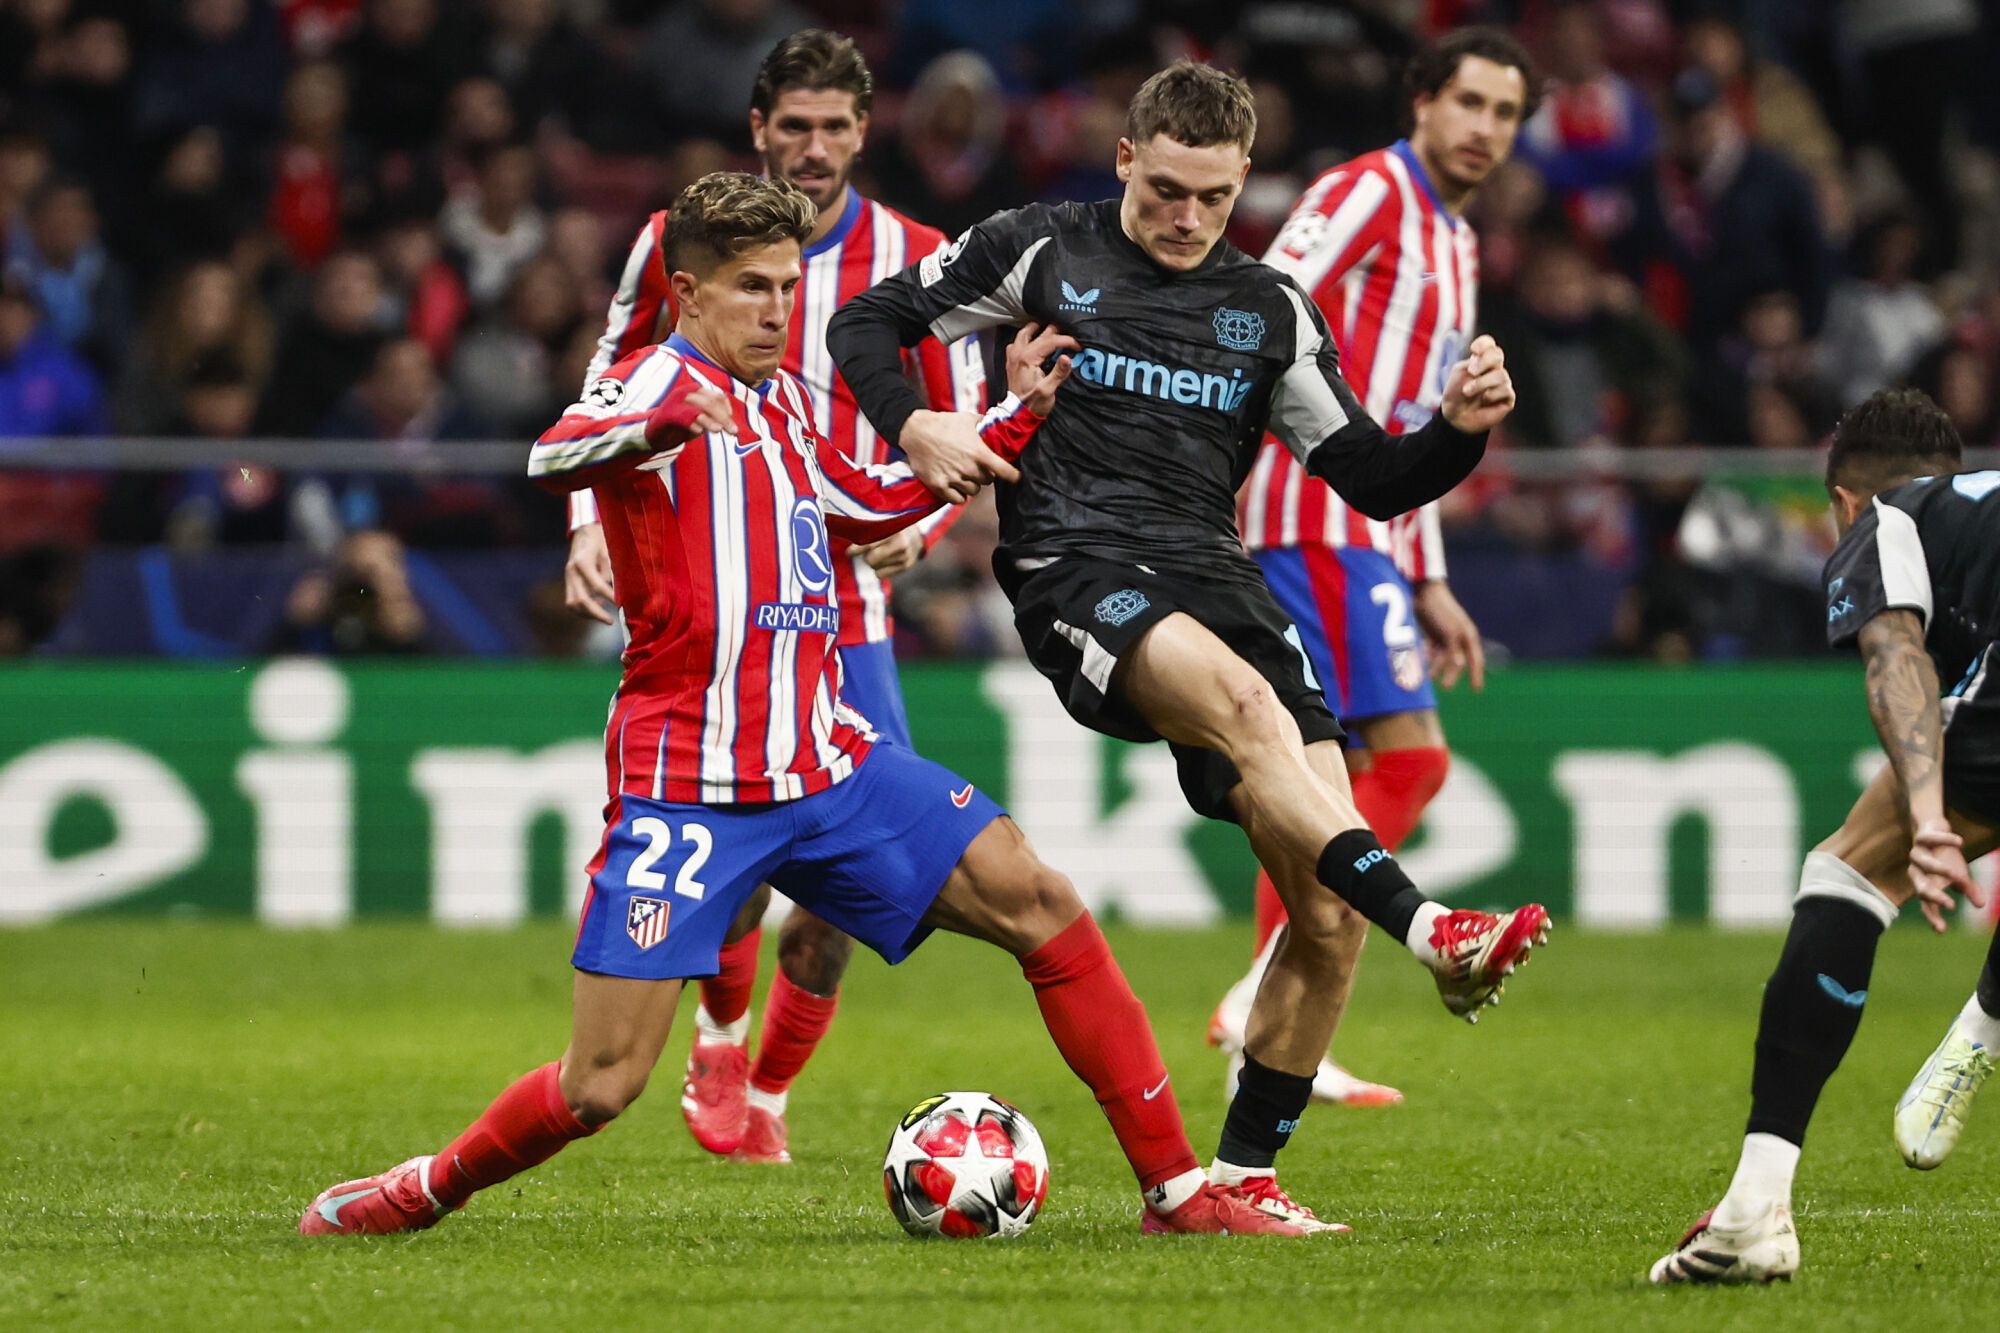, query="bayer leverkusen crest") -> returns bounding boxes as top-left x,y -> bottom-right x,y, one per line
626,896 -> 670,950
